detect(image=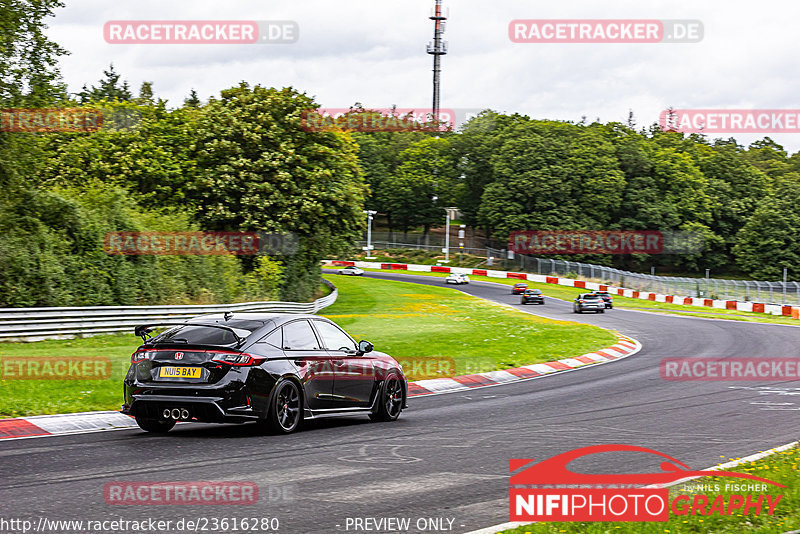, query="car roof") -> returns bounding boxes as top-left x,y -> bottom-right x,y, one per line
514,282 -> 527,285
189,313 -> 330,328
